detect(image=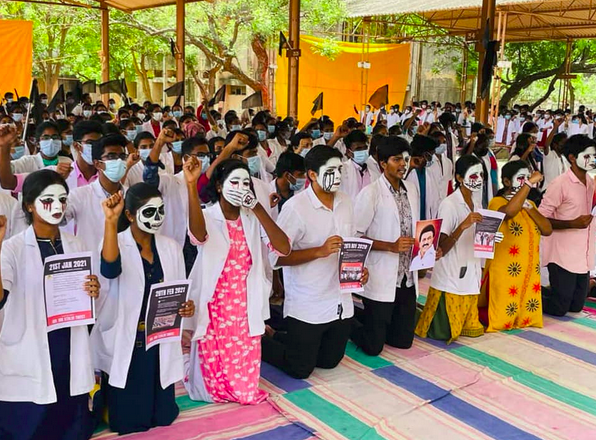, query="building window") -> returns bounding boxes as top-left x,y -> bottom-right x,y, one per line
230,86 -> 246,95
